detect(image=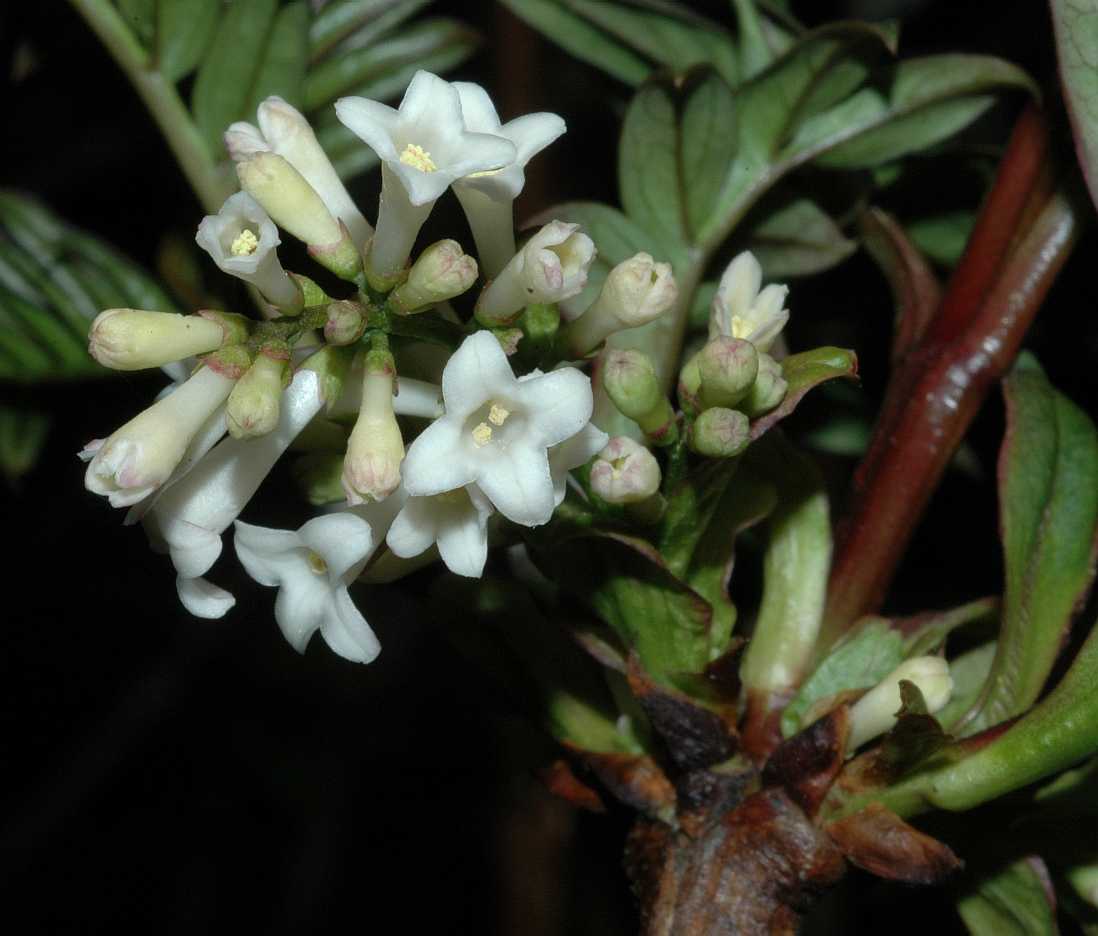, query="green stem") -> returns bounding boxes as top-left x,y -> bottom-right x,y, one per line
67,0 -> 233,213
